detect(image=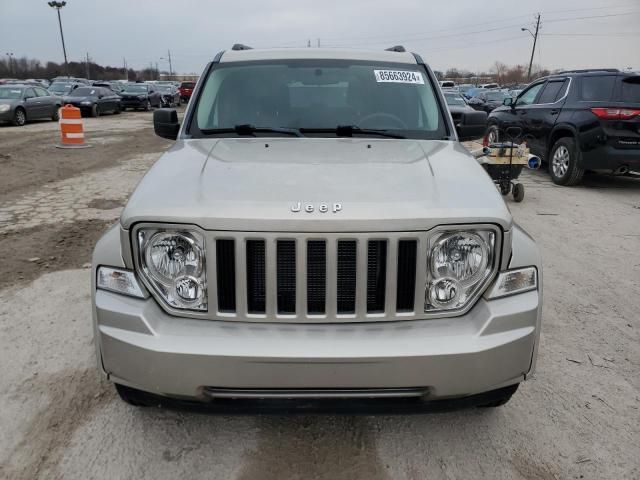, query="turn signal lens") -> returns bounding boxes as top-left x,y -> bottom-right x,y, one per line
487,267 -> 537,299
97,266 -> 145,298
